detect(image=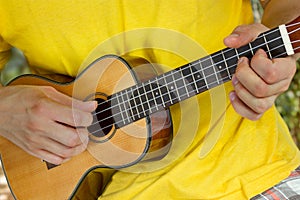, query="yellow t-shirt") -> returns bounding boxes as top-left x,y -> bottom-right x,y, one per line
0,1 -> 299,199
